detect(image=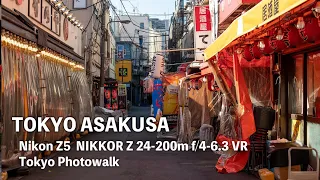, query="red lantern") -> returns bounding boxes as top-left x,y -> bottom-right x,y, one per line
242,45 -> 253,61
300,17 -> 320,43
251,41 -> 262,59
260,37 -> 274,55
286,25 -> 304,47
143,77 -> 154,93
270,28 -> 287,51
